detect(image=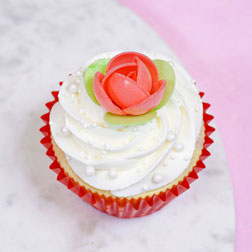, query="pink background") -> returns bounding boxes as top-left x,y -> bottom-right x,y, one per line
119,0 -> 252,250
